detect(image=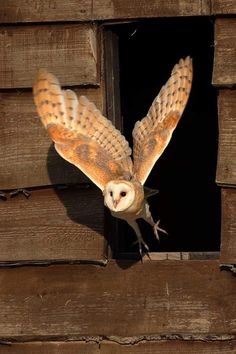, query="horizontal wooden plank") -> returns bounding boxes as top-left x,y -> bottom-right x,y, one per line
0,187 -> 105,262
0,24 -> 99,88
213,19 -> 236,87
0,1 -> 92,23
0,87 -> 103,189
0,0 -> 210,23
93,0 -> 210,19
220,188 -> 236,264
211,0 -> 236,15
120,252 -> 219,261
0,342 -> 100,354
101,340 -> 236,354
0,340 -> 235,354
216,90 -> 236,186
0,261 -> 235,337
